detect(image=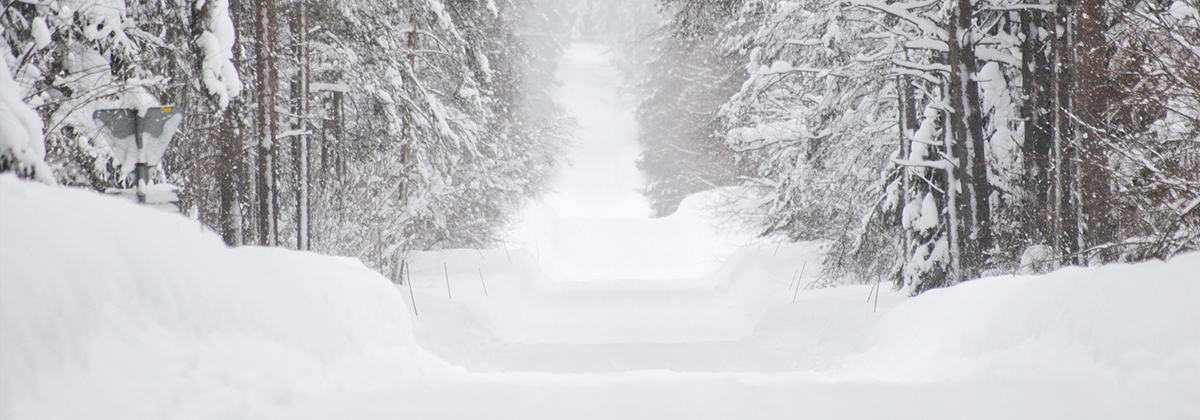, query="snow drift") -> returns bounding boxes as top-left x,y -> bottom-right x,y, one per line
0,175 -> 441,418
851,254 -> 1200,382
2,175 -> 1197,419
